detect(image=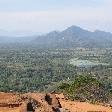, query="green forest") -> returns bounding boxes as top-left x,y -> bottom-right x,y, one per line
0,46 -> 112,103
